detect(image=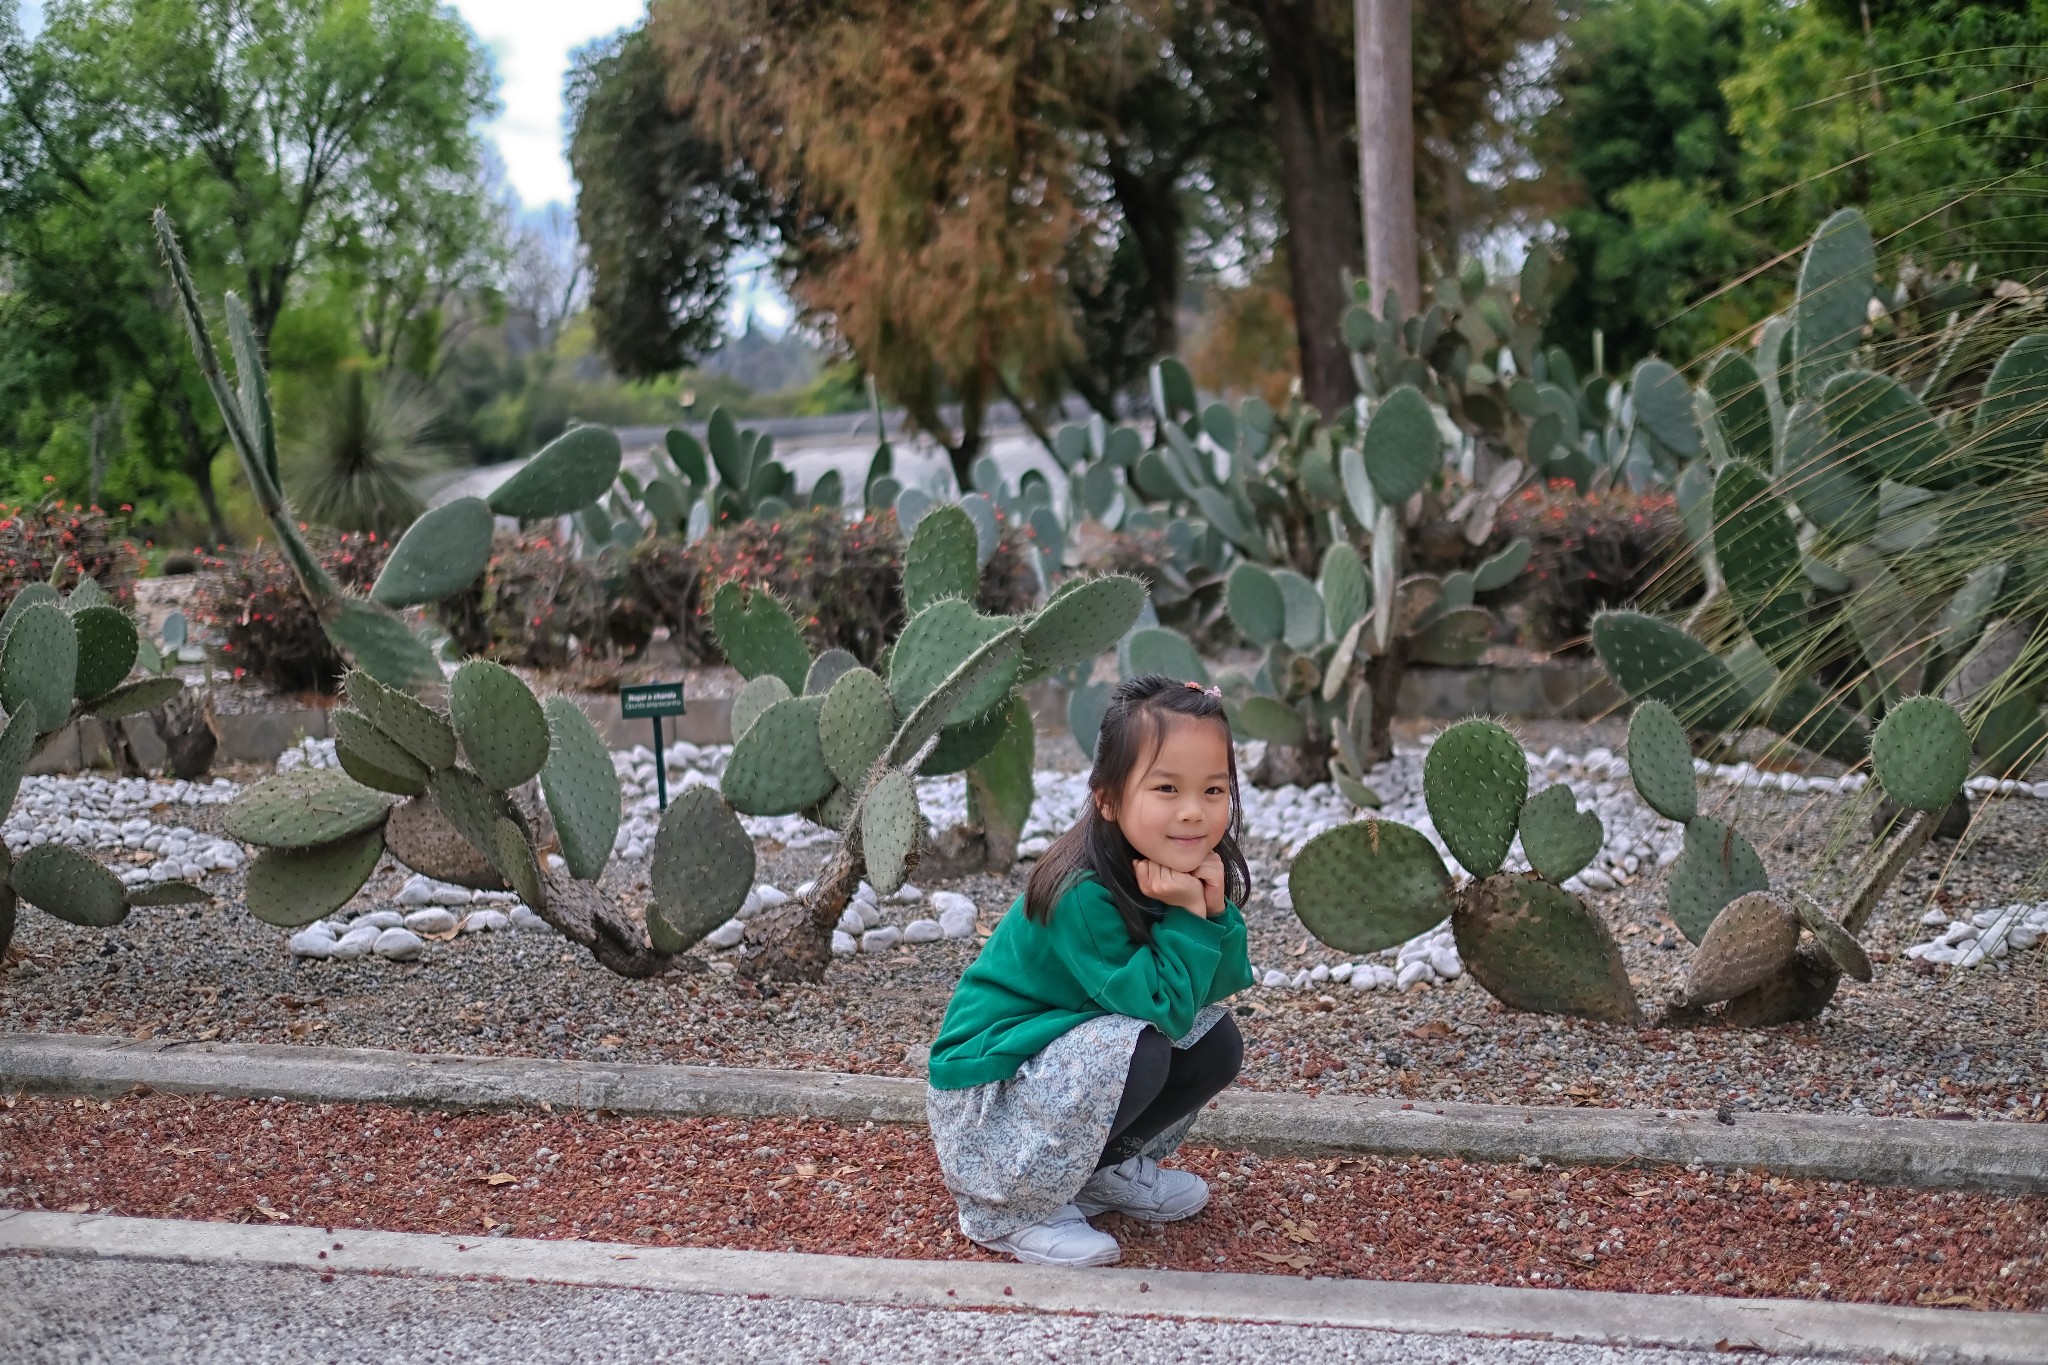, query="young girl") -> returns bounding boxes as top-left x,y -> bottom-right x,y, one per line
925,674 -> 1254,1267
